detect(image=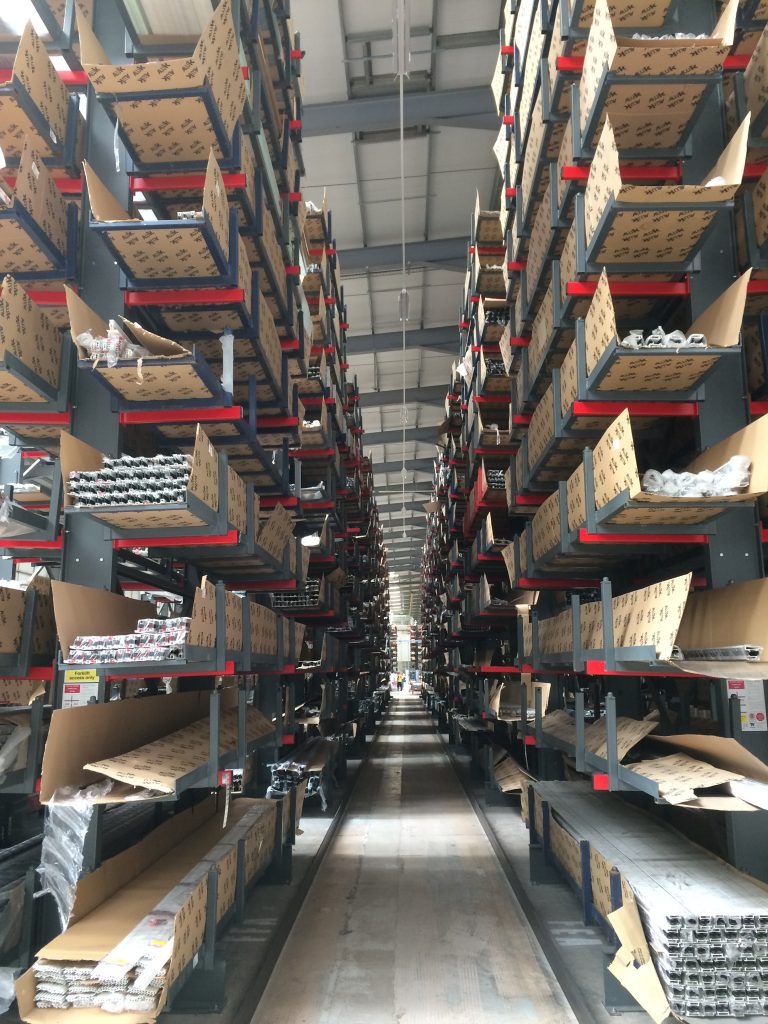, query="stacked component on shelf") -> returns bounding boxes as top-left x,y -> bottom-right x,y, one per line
421,2 -> 768,1021
0,3 -> 390,1017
